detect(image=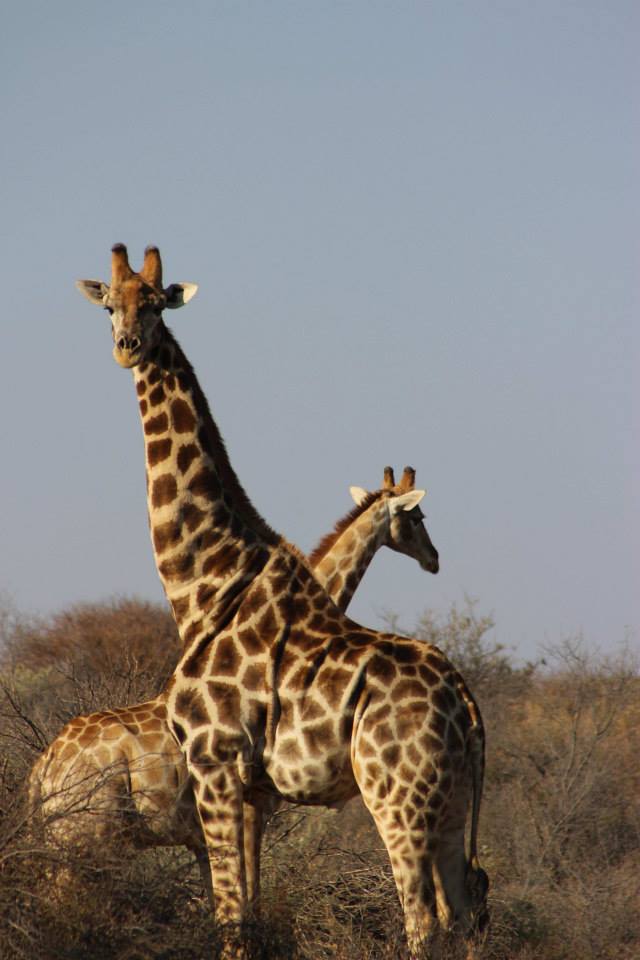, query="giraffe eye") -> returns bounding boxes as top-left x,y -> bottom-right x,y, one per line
104,305 -> 114,316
